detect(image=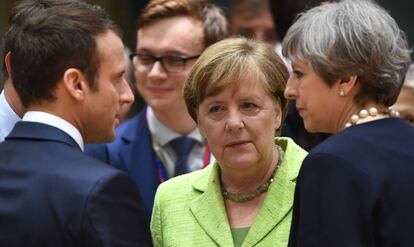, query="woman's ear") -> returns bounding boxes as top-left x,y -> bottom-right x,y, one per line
274,99 -> 283,130
338,75 -> 358,97
62,68 -> 88,102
